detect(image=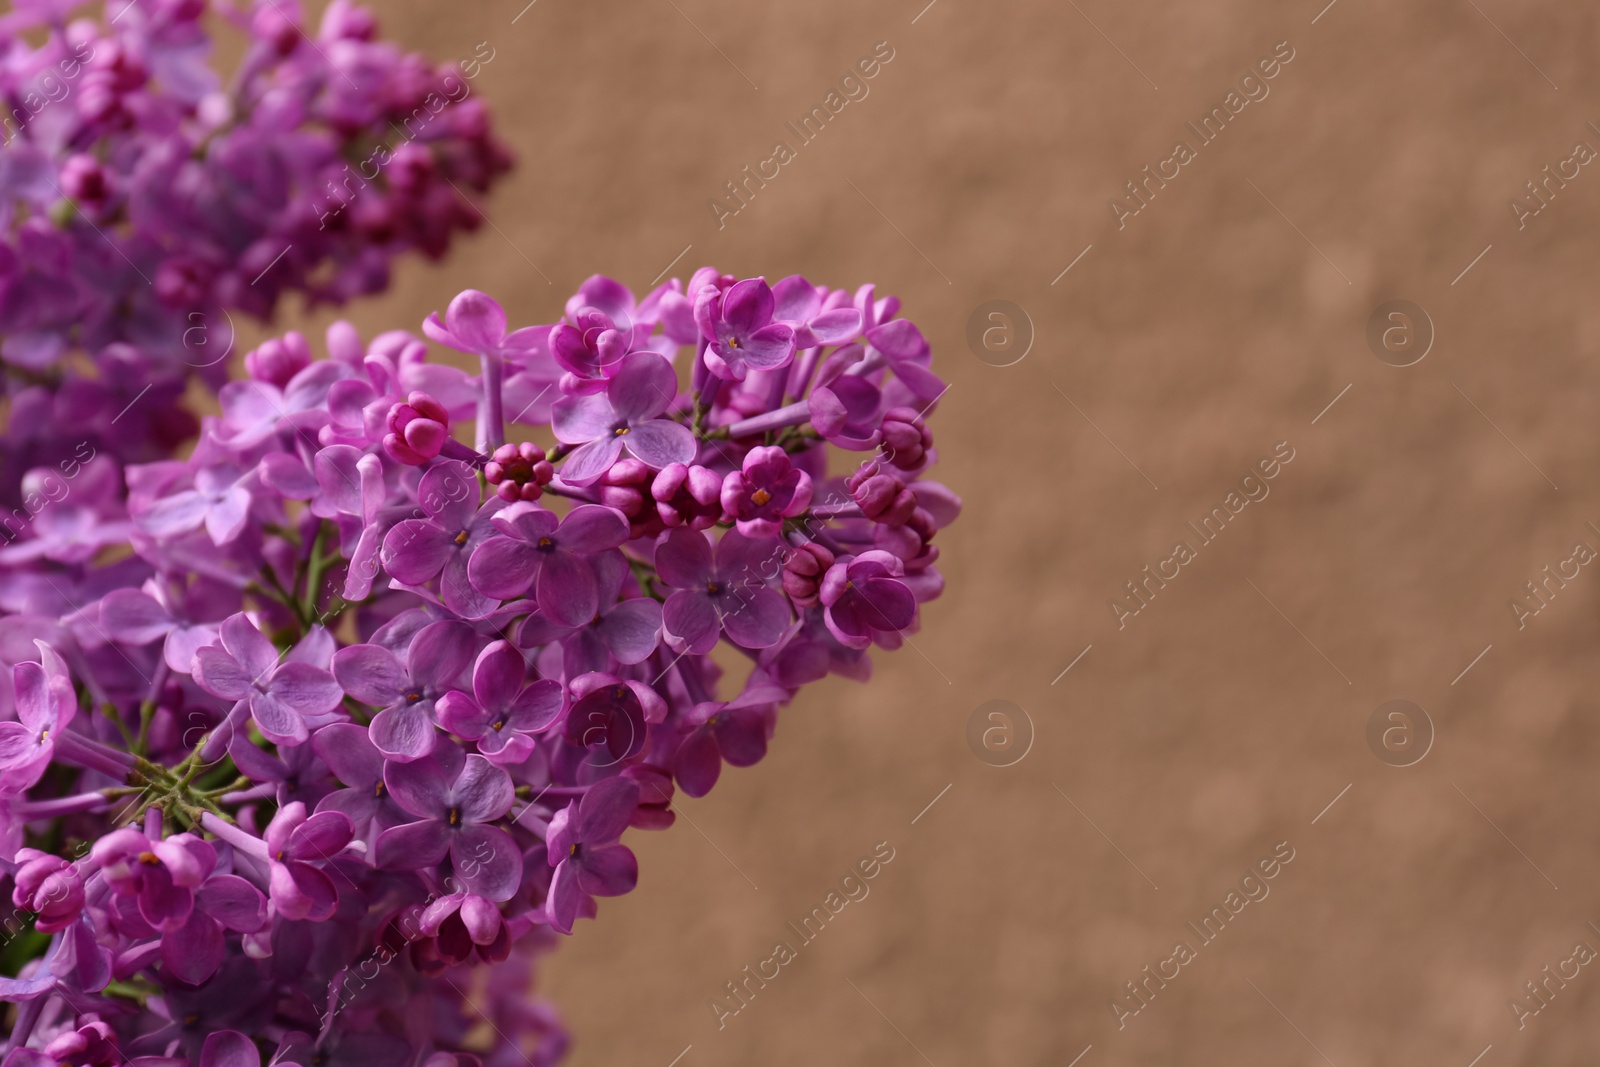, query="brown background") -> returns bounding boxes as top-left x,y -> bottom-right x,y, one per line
271,0 -> 1600,1063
